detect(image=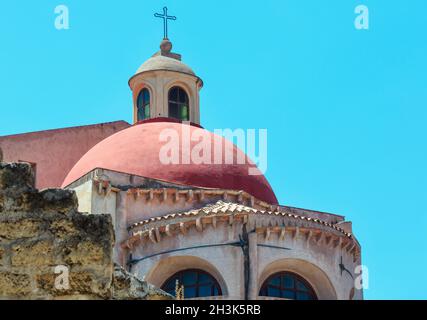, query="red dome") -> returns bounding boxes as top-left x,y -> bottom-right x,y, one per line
62,120 -> 278,204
